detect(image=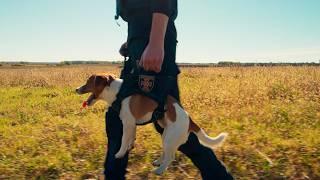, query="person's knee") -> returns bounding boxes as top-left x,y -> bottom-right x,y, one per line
106,107 -> 121,124
178,133 -> 202,155
105,108 -> 124,156
104,107 -> 128,179
104,133 -> 128,178
178,133 -> 233,179
105,108 -> 123,137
